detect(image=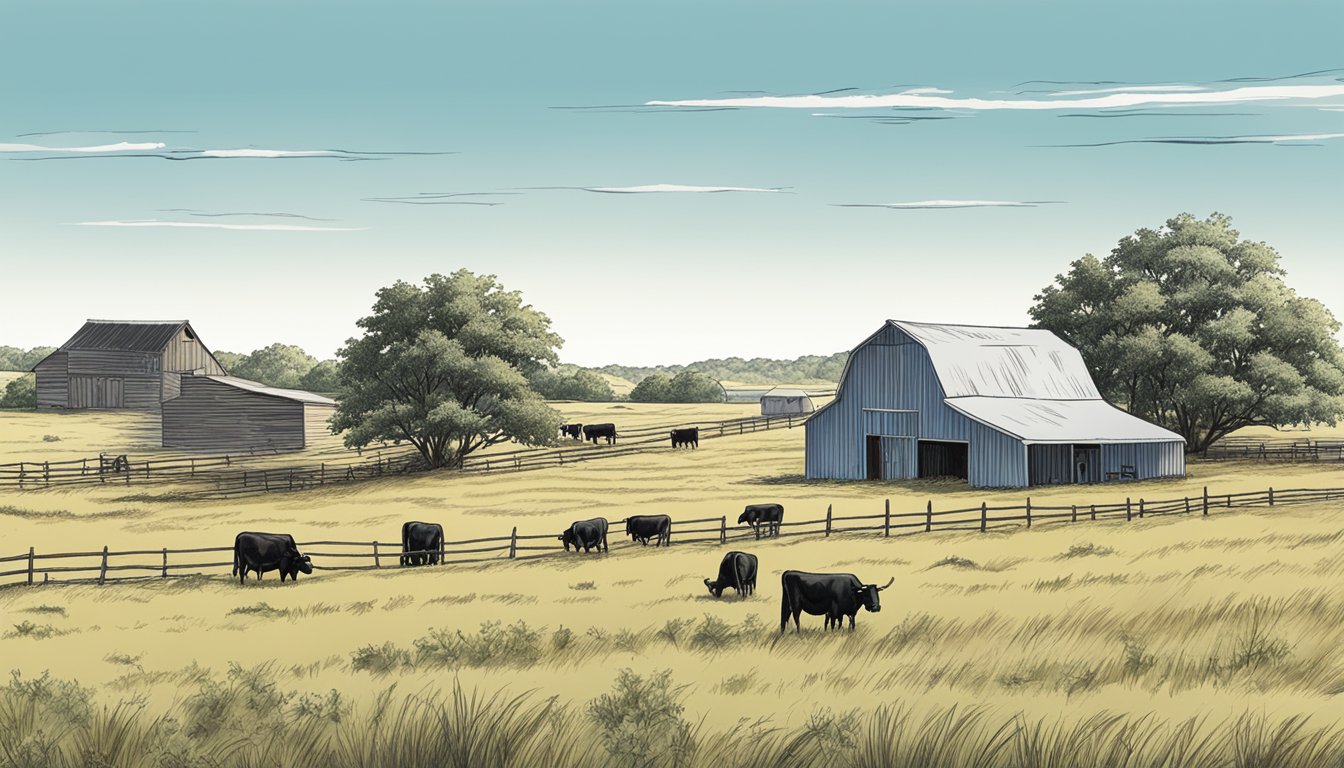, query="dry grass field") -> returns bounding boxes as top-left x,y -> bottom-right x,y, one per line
4,403 -> 1344,766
